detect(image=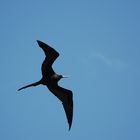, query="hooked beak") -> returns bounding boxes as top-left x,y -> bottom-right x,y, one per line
62,75 -> 69,78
